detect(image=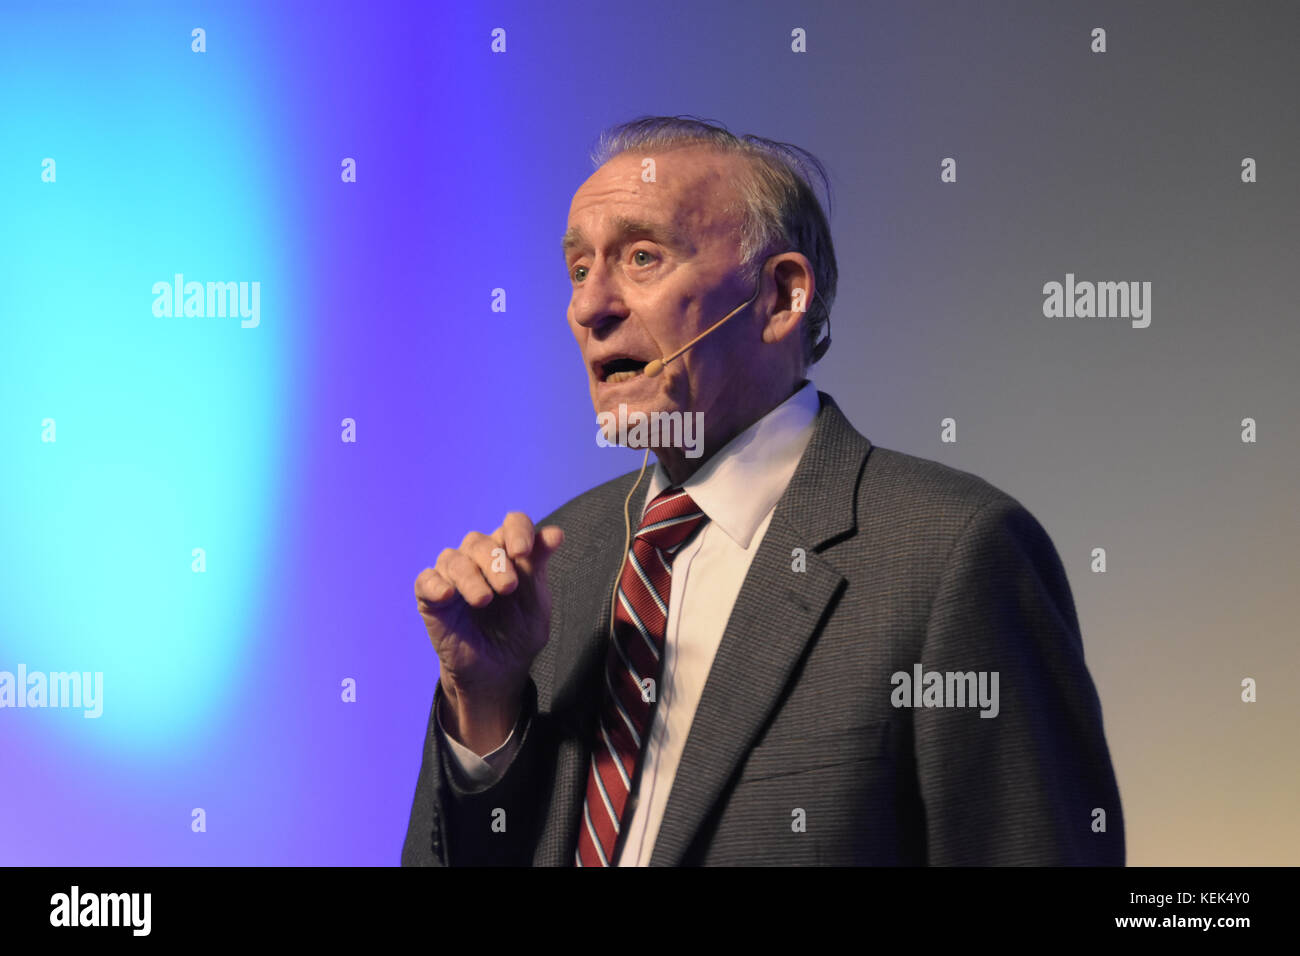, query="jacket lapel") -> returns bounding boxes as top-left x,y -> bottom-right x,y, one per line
648,393 -> 872,865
